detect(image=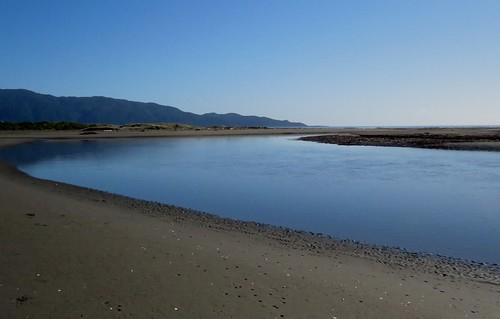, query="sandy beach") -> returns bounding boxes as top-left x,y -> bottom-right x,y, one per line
1,129 -> 500,318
